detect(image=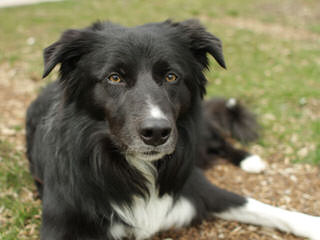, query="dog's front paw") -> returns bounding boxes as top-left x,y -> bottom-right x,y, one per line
240,155 -> 267,173
293,215 -> 320,240
304,216 -> 320,240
